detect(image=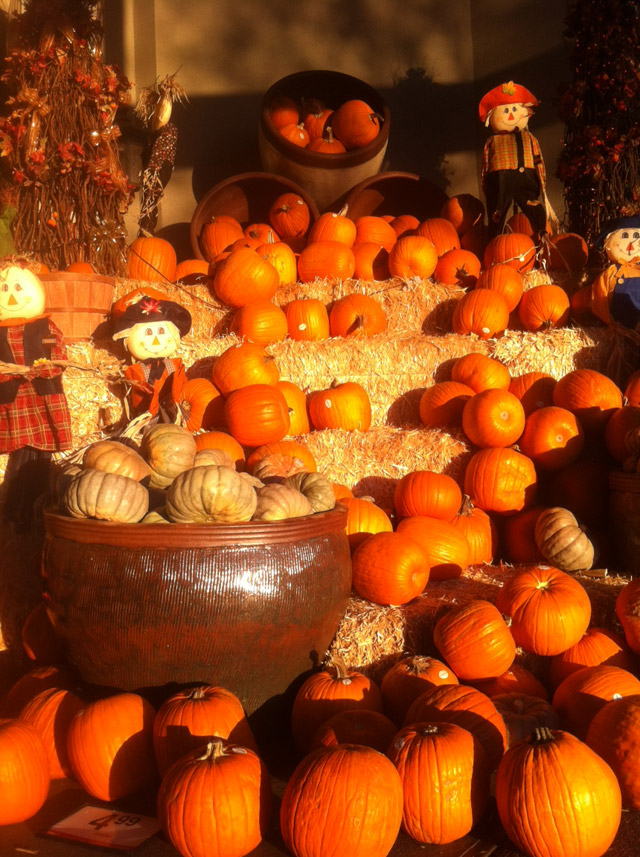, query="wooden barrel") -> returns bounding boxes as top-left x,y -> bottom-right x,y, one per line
189,171 -> 320,260
340,170 -> 448,220
42,507 -> 352,717
609,470 -> 640,575
41,272 -> 115,341
258,69 -> 390,211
